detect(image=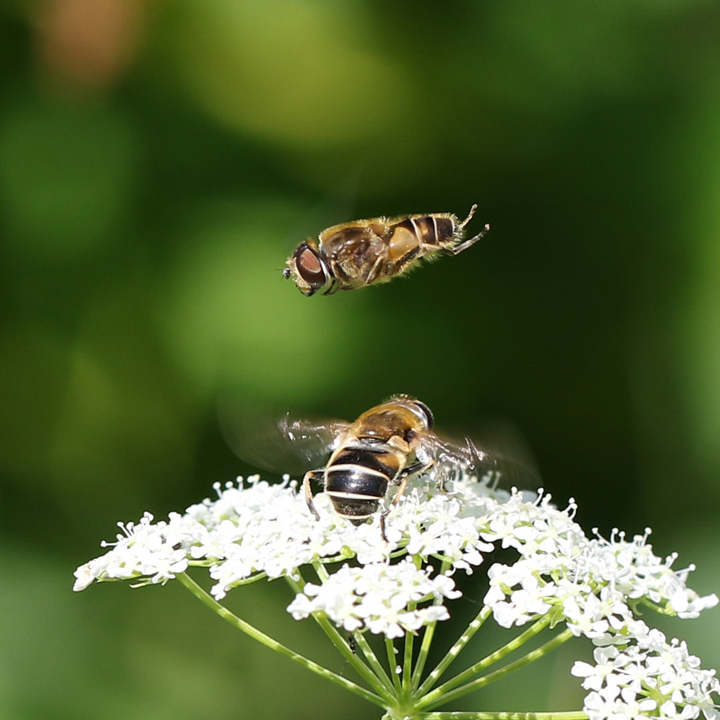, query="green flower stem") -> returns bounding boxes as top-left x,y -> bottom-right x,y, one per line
303,564 -> 395,693
354,632 -> 396,693
386,637 -> 402,692
411,559 -> 452,687
421,712 -> 588,719
177,572 -> 384,709
289,570 -> 395,701
416,605 -> 493,696
403,608 -> 417,694
419,628 -> 574,710
412,618 -> 438,686
315,612 -> 396,703
635,598 -> 675,616
310,563 -> 395,694
418,613 -> 551,701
